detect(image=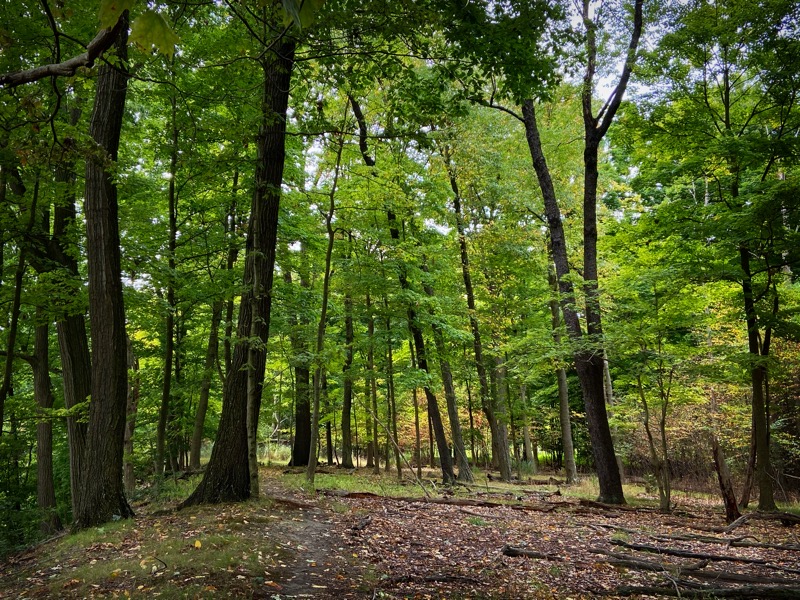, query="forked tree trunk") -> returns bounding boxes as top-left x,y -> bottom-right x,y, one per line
181,40 -> 295,507
74,15 -> 134,527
